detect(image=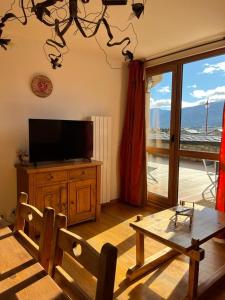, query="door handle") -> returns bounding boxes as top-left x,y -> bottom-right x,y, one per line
170,134 -> 175,143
